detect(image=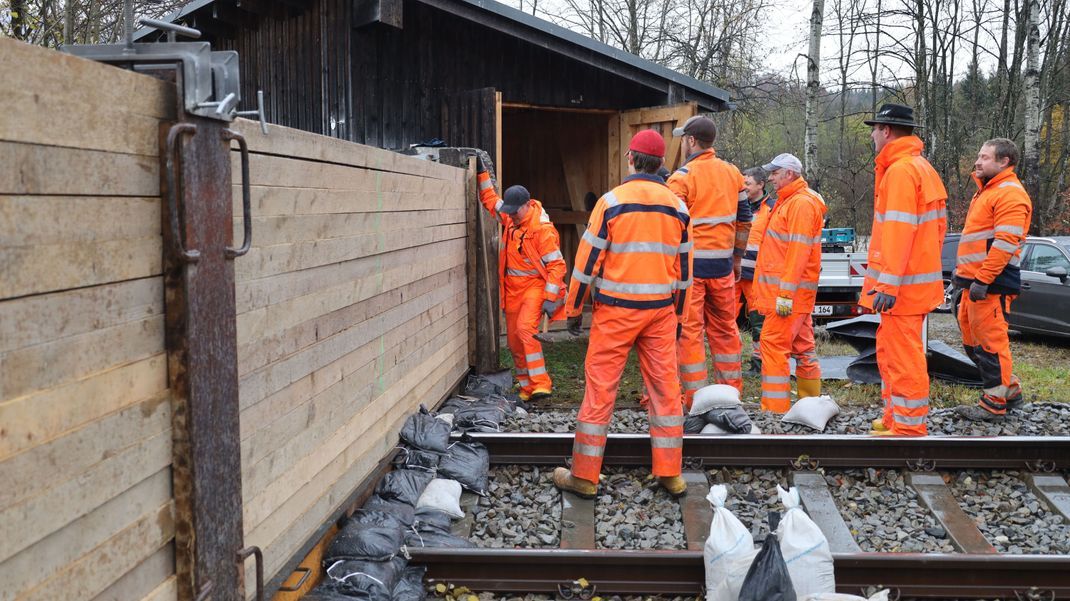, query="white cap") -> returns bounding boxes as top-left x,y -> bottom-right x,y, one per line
762,153 -> 803,173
